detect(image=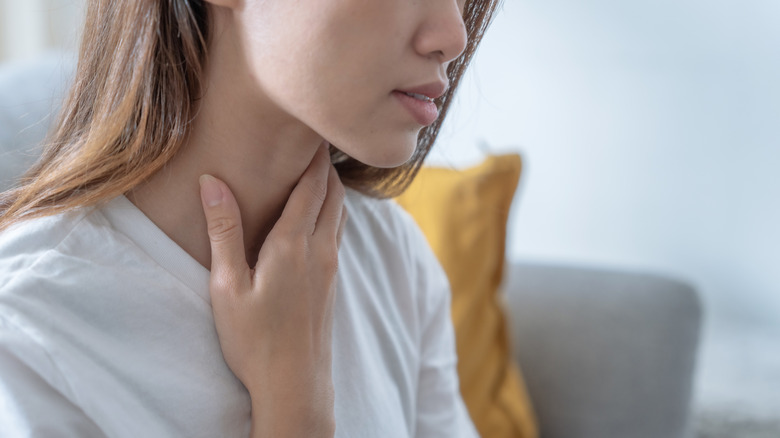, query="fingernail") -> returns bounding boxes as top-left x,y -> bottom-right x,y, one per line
199,175 -> 223,207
